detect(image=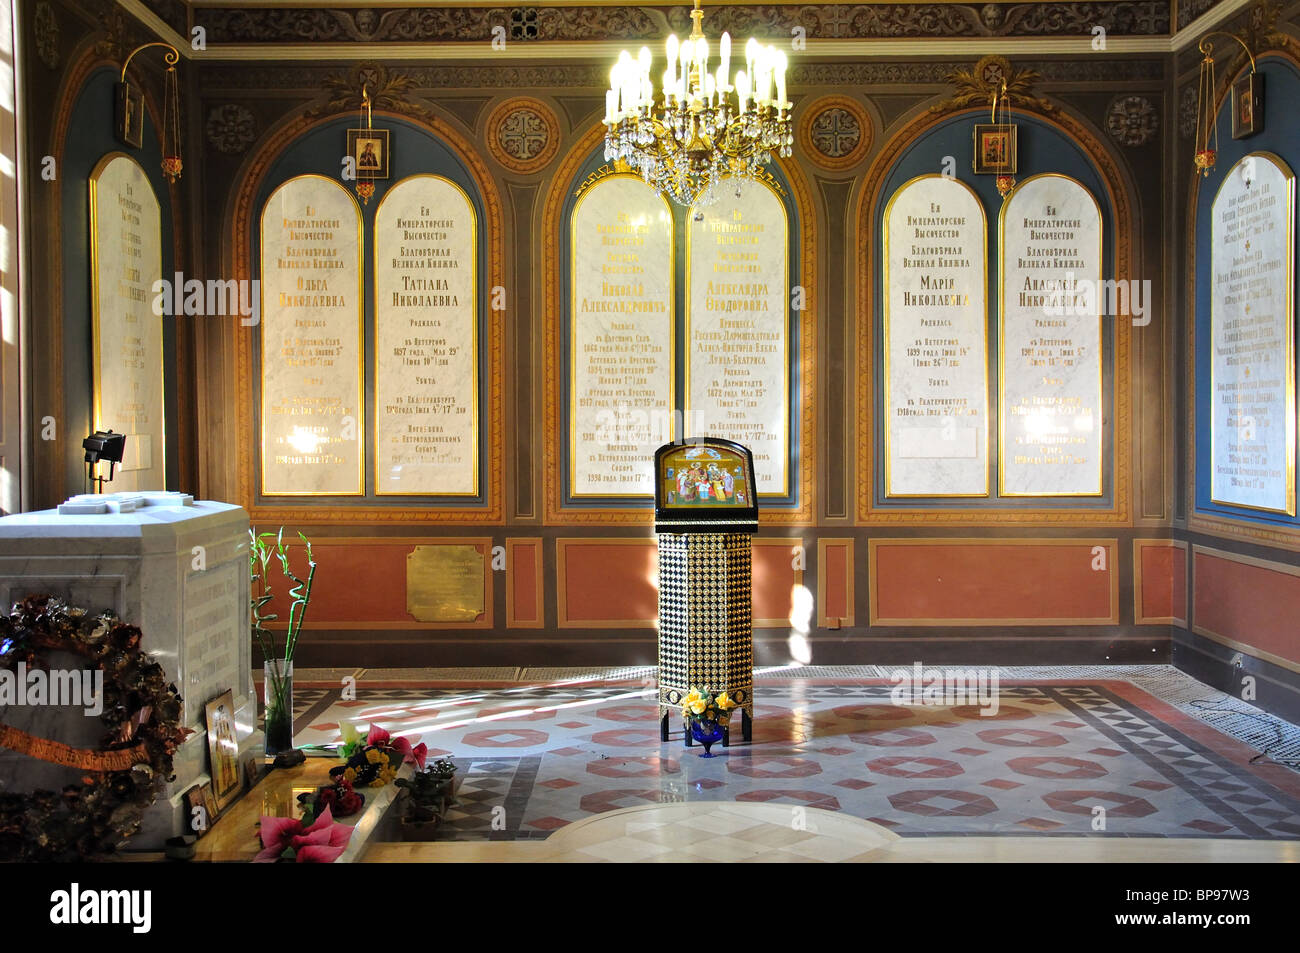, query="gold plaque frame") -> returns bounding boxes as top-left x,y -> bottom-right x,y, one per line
881,172 -> 990,498
1207,151 -> 1296,516
258,173 -> 366,497
684,175 -> 792,499
88,152 -> 166,485
997,172 -> 1106,498
372,173 -> 481,497
567,172 -> 676,500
